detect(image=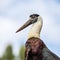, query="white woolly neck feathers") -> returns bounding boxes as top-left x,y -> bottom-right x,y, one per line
28,16 -> 43,39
